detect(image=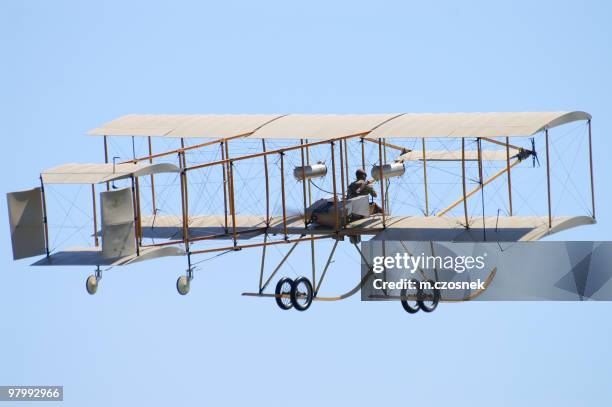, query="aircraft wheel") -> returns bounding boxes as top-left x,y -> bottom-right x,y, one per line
400,279 -> 420,314
176,275 -> 190,296
291,277 -> 313,311
418,279 -> 440,313
86,275 -> 98,295
275,277 -> 294,310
